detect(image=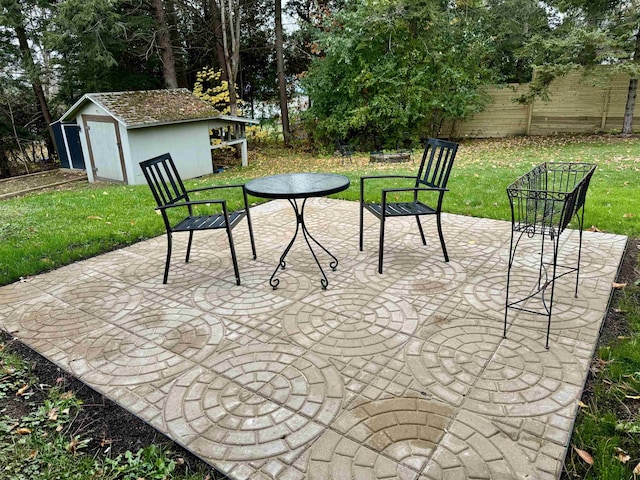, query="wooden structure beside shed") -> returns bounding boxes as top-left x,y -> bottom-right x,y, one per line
55,89 -> 258,185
